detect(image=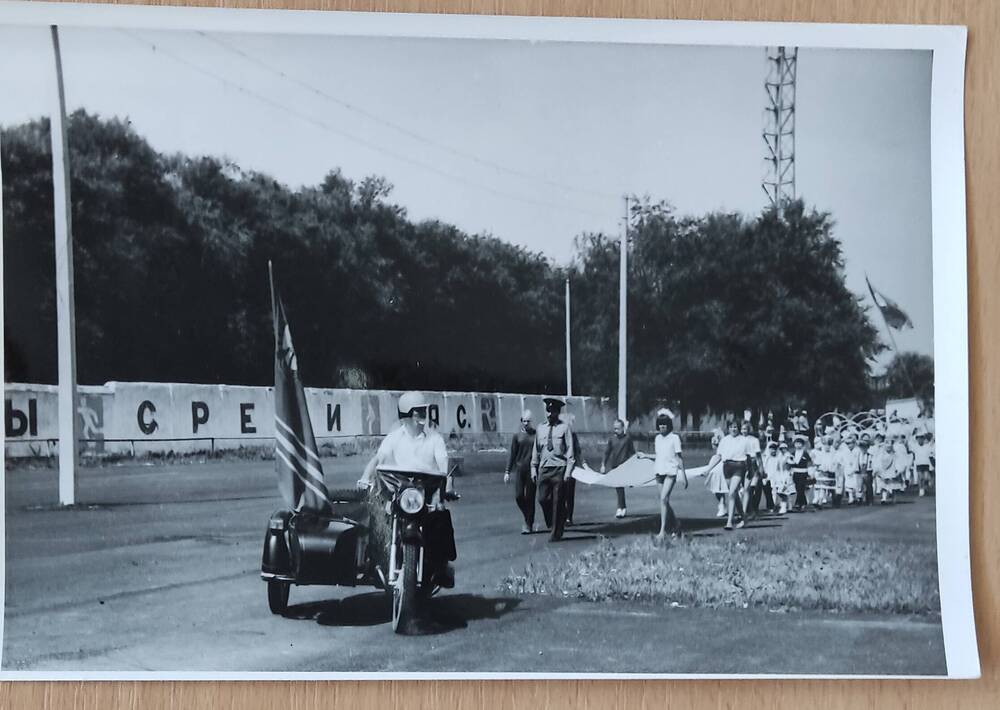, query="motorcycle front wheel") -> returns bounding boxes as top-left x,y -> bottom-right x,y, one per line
391,541 -> 419,634
267,579 -> 290,615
